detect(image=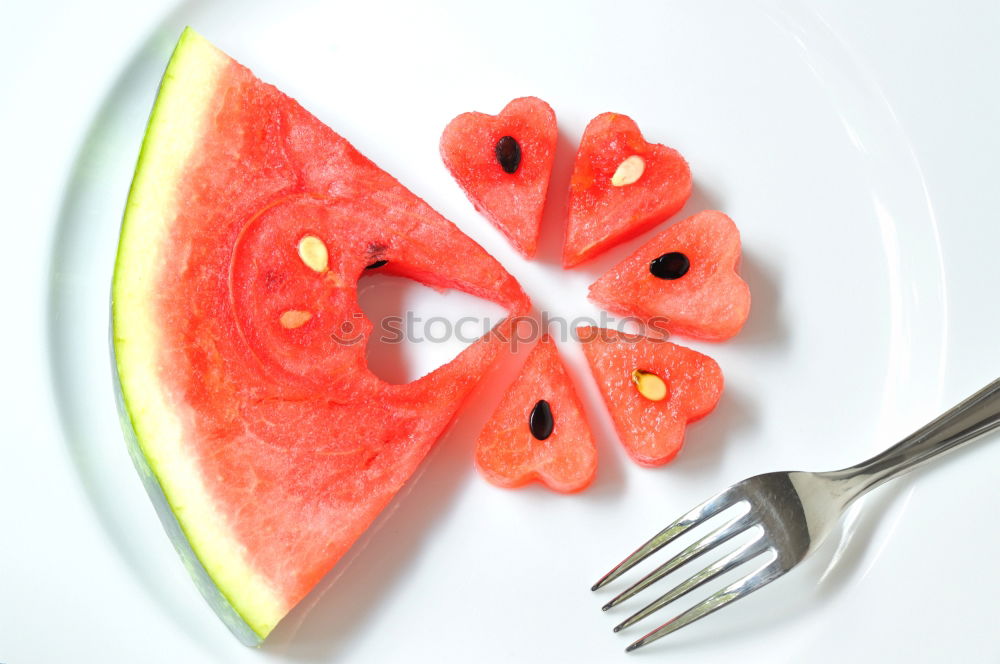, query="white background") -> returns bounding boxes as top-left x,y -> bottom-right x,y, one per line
2,1 -> 998,662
